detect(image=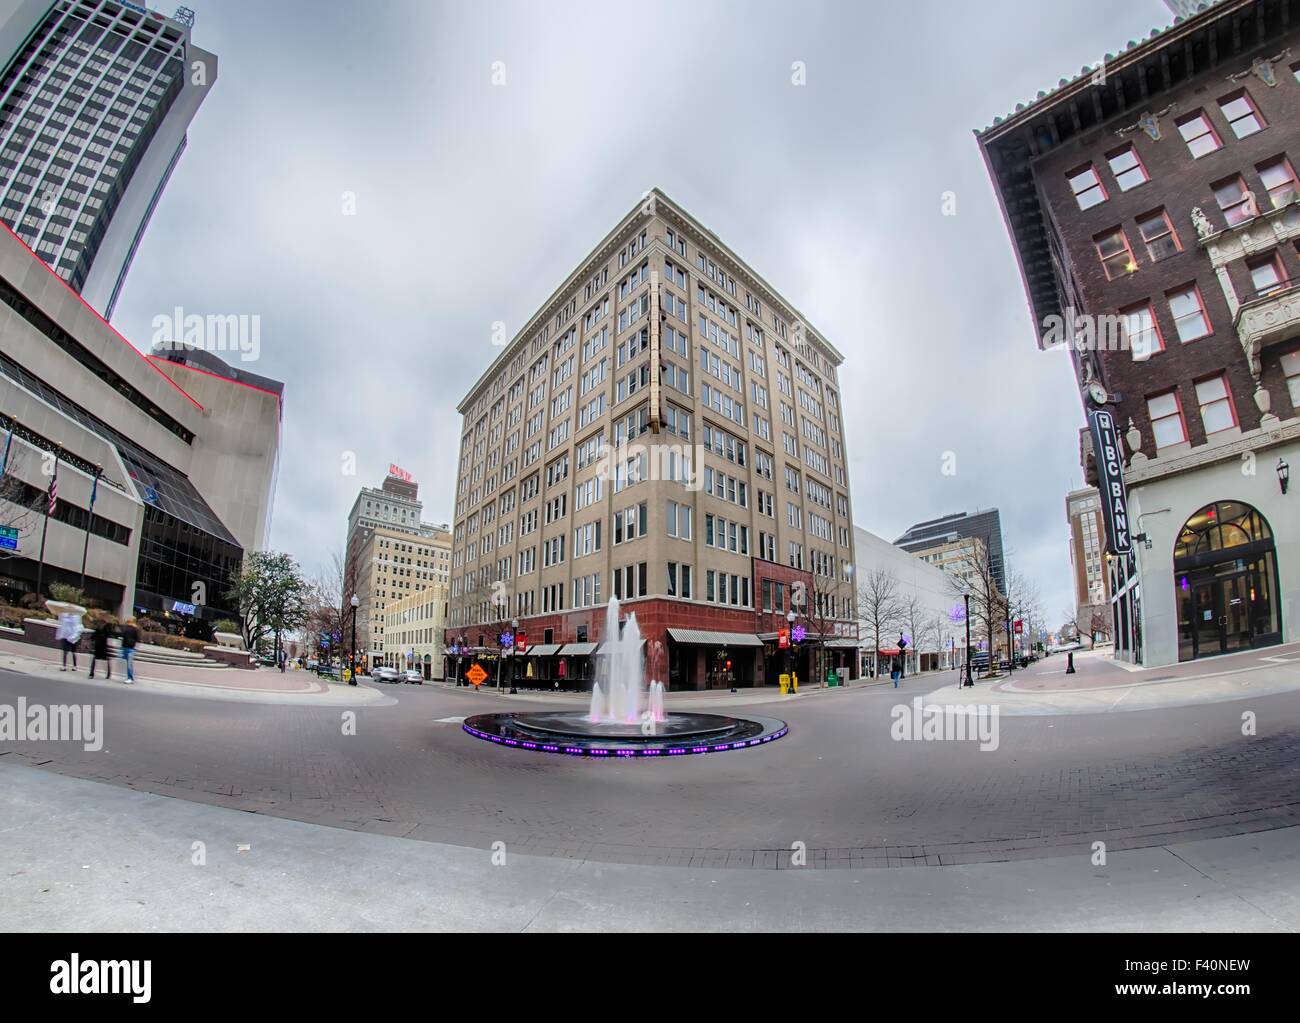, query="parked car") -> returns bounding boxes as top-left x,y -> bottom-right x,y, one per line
315,664 -> 341,680
371,666 -> 400,684
403,669 -> 424,685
